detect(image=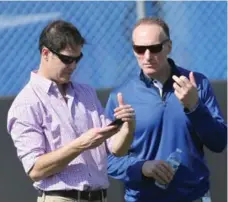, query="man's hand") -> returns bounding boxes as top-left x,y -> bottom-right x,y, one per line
108,93 -> 135,156
114,93 -> 136,132
79,126 -> 119,150
172,72 -> 199,111
142,160 -> 174,185
28,125 -> 119,182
